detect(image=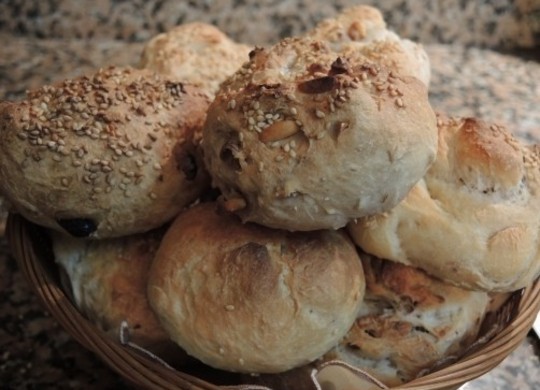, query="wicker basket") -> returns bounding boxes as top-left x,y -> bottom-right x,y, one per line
7,213 -> 540,390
